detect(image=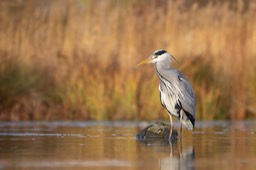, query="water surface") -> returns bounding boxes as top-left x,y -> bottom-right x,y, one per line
0,121 -> 256,170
